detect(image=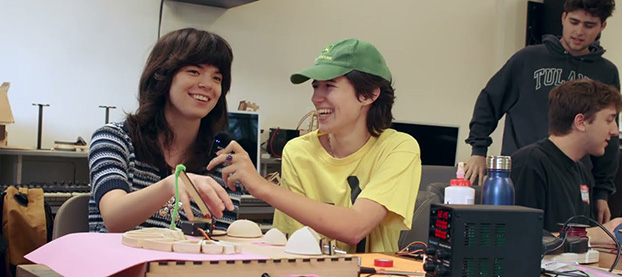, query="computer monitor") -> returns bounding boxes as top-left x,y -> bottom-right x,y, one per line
227,111 -> 260,172
390,121 -> 459,166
